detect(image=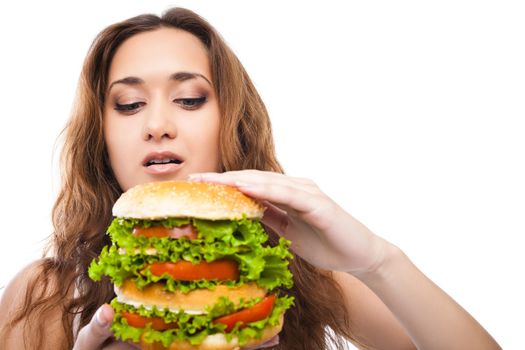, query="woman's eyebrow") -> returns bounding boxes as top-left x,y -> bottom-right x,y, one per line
107,71 -> 212,92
